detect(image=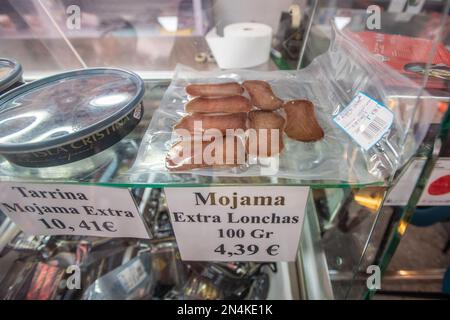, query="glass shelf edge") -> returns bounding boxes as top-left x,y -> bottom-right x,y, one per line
0,177 -> 387,189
